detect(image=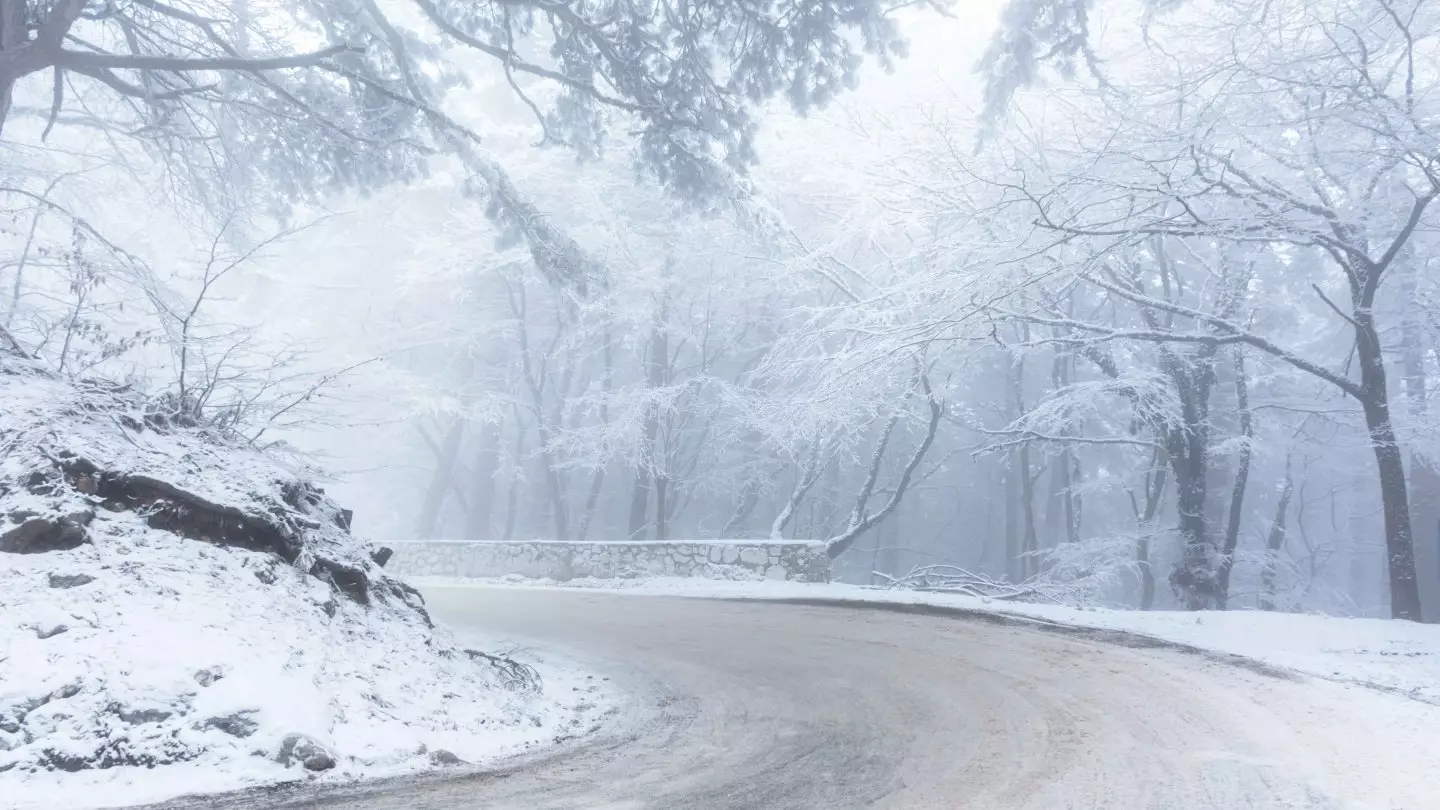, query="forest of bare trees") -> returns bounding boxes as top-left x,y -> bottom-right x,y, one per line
396,0 -> 1440,620
2,0 -> 1437,621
